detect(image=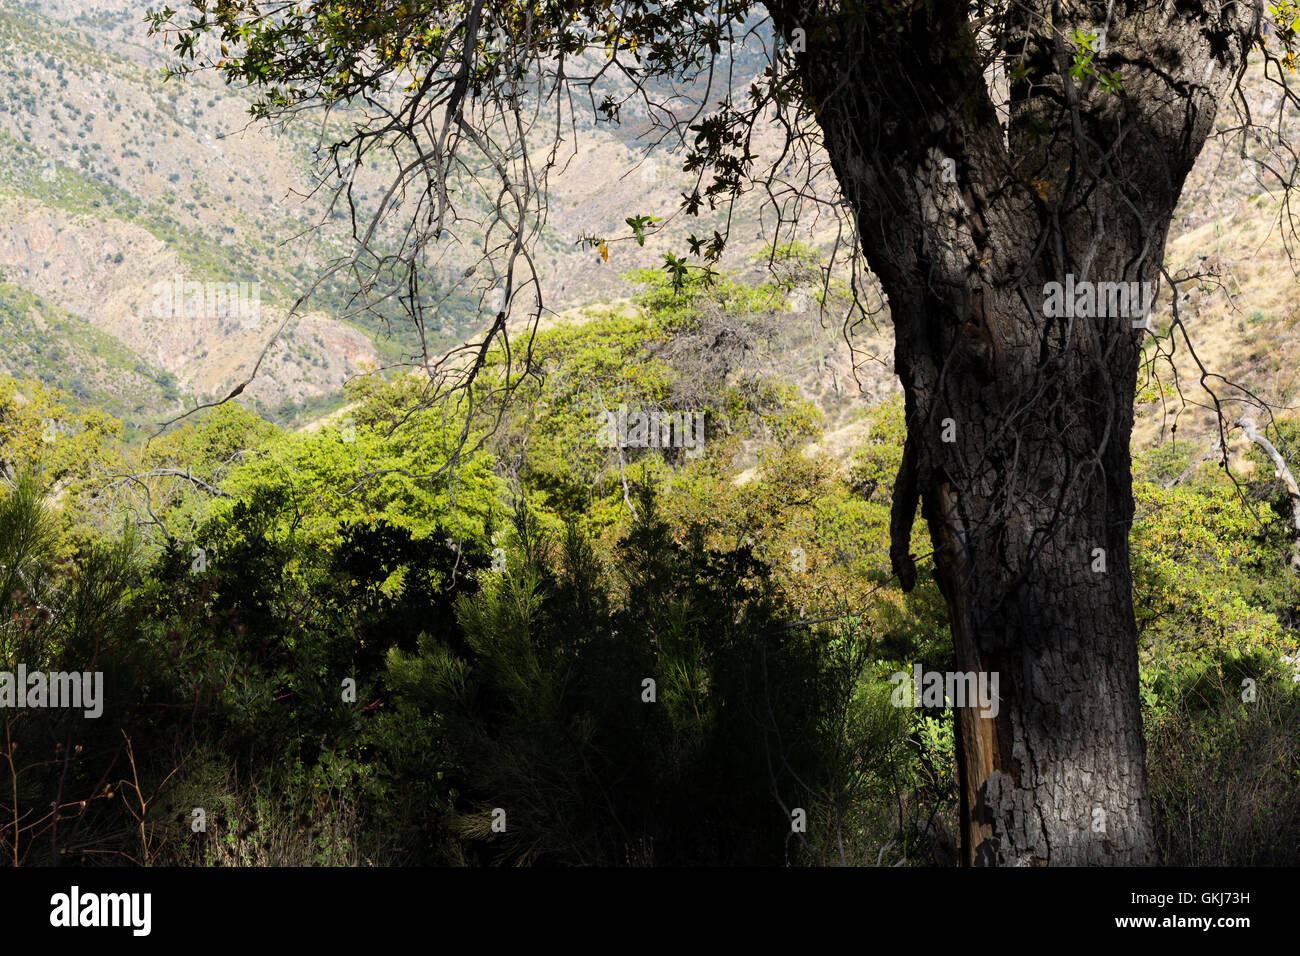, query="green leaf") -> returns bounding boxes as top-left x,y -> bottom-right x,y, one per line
625,214 -> 660,247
